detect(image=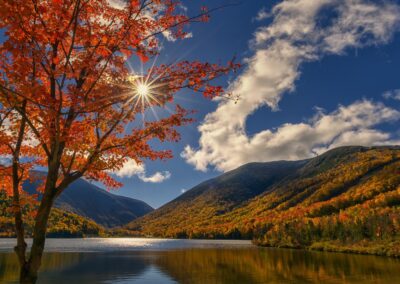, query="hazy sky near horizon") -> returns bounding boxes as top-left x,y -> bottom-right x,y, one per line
2,0 -> 400,208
